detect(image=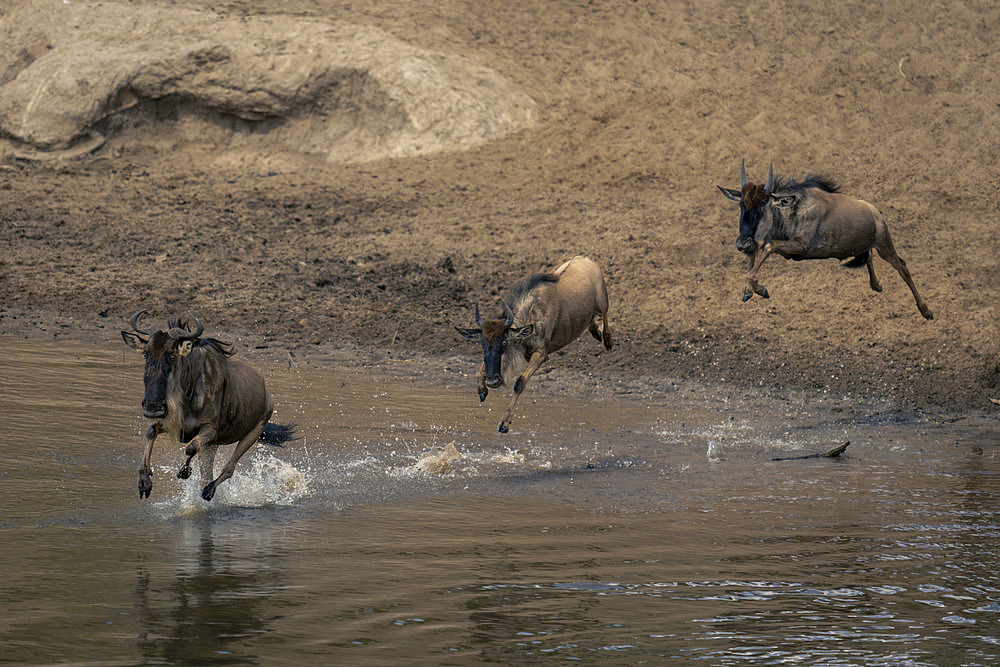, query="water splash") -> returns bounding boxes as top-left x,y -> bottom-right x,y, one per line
707,438 -> 724,462
414,442 -> 463,474
215,453 -> 311,507
158,451 -> 311,514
